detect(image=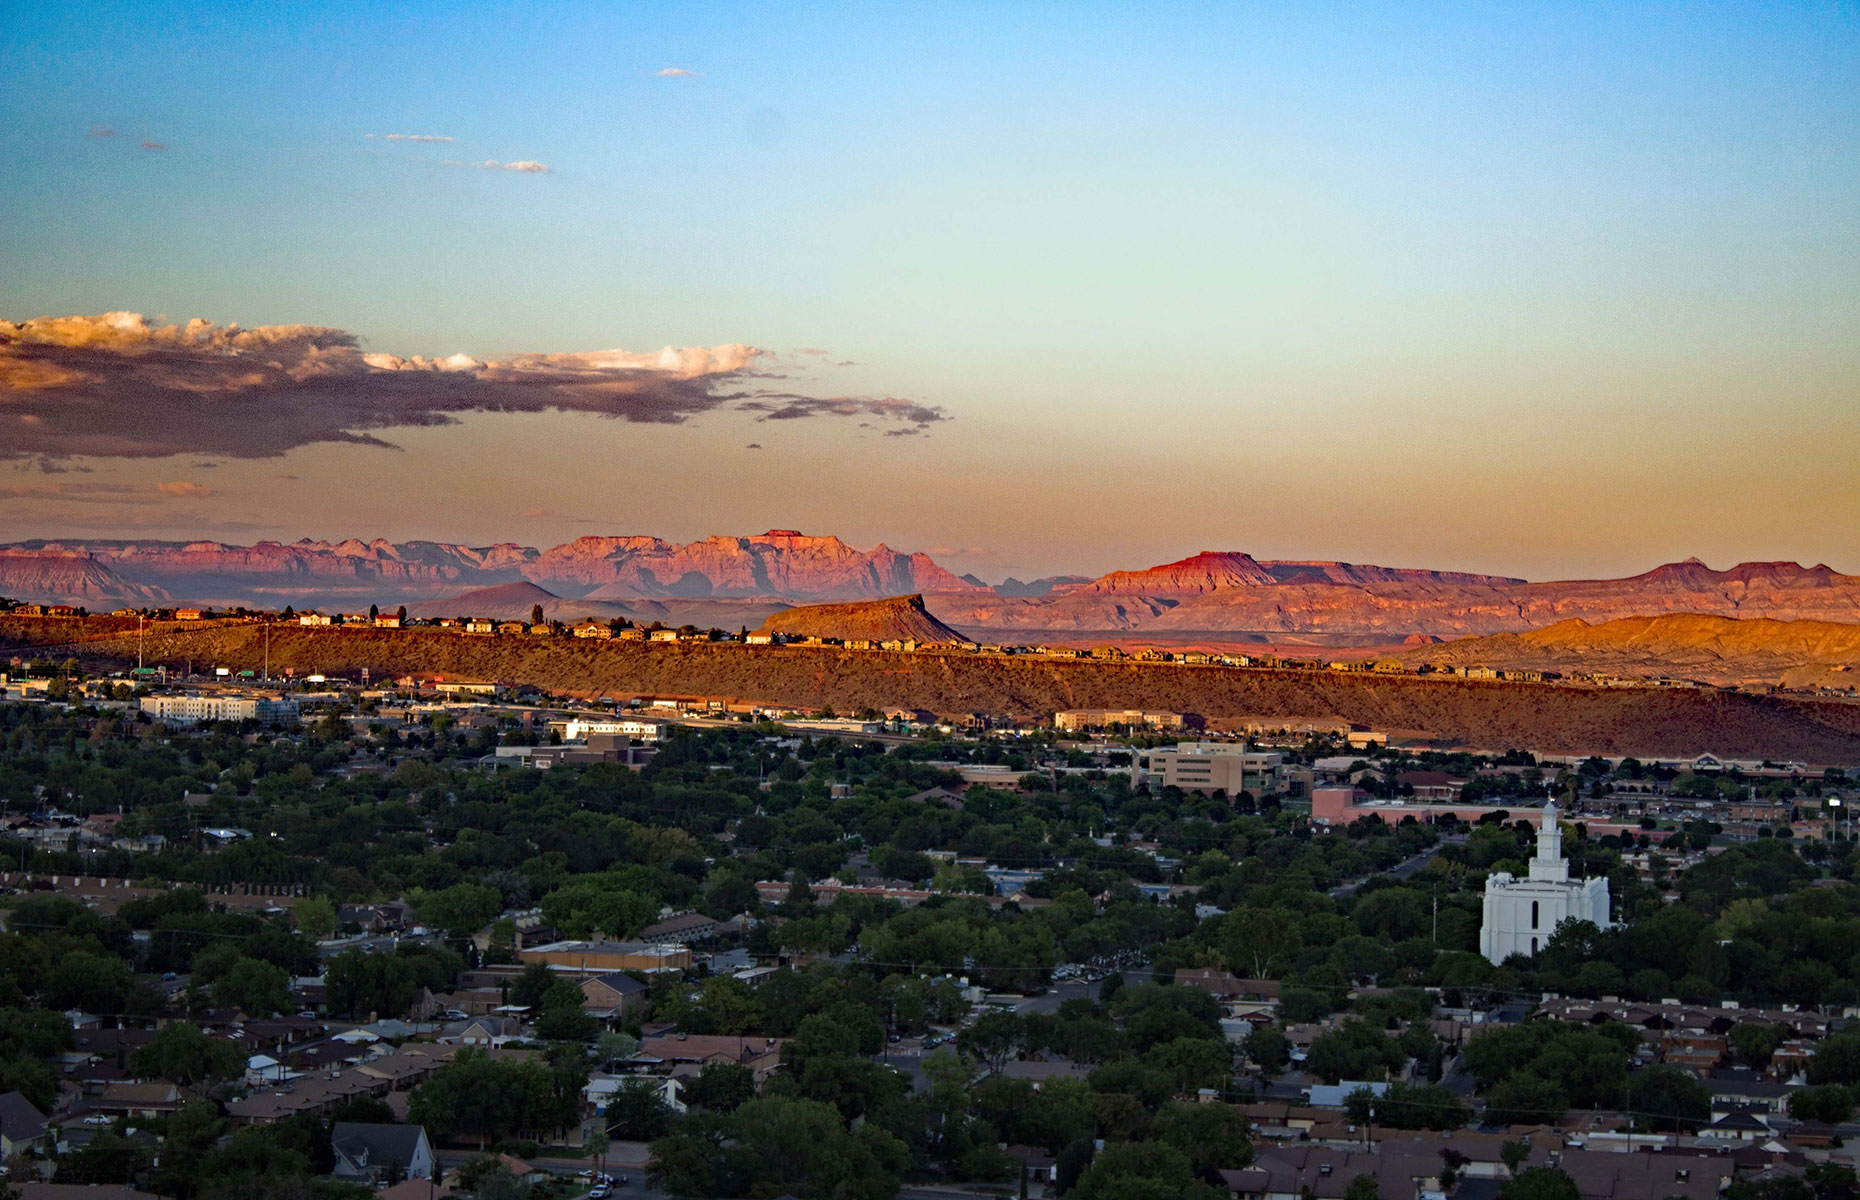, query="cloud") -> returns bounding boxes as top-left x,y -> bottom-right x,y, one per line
739,394 -> 946,436
445,158 -> 551,173
374,133 -> 454,142
87,126 -> 117,138
141,141 -> 167,151
0,312 -> 947,459
157,480 -> 212,497
0,481 -> 157,505
657,68 -> 695,77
